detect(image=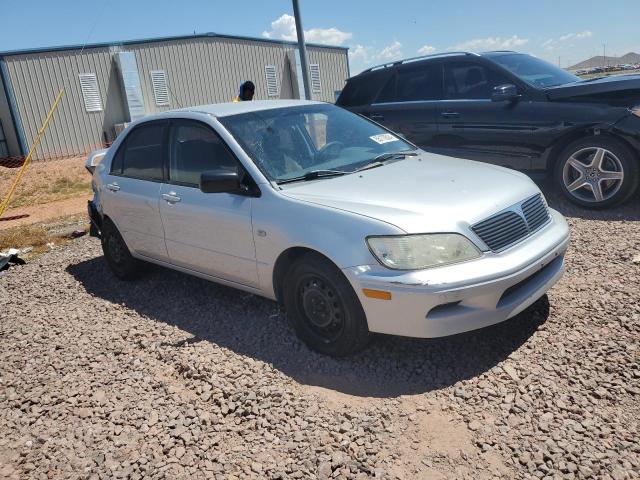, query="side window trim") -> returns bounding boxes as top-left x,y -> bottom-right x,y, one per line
109,120 -> 169,182
167,119 -> 258,194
